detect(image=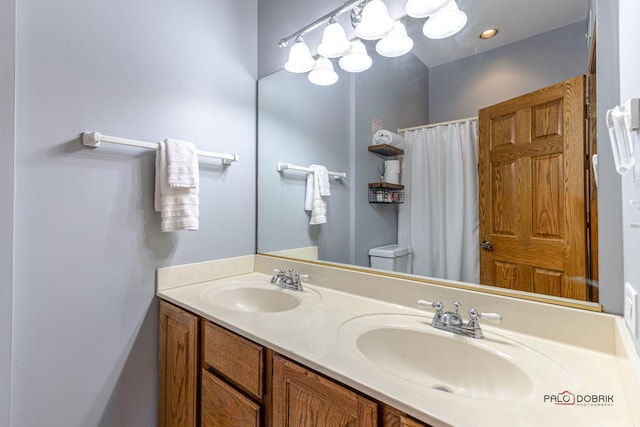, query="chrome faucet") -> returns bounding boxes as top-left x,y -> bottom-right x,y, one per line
270,268 -> 308,291
417,300 -> 502,339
